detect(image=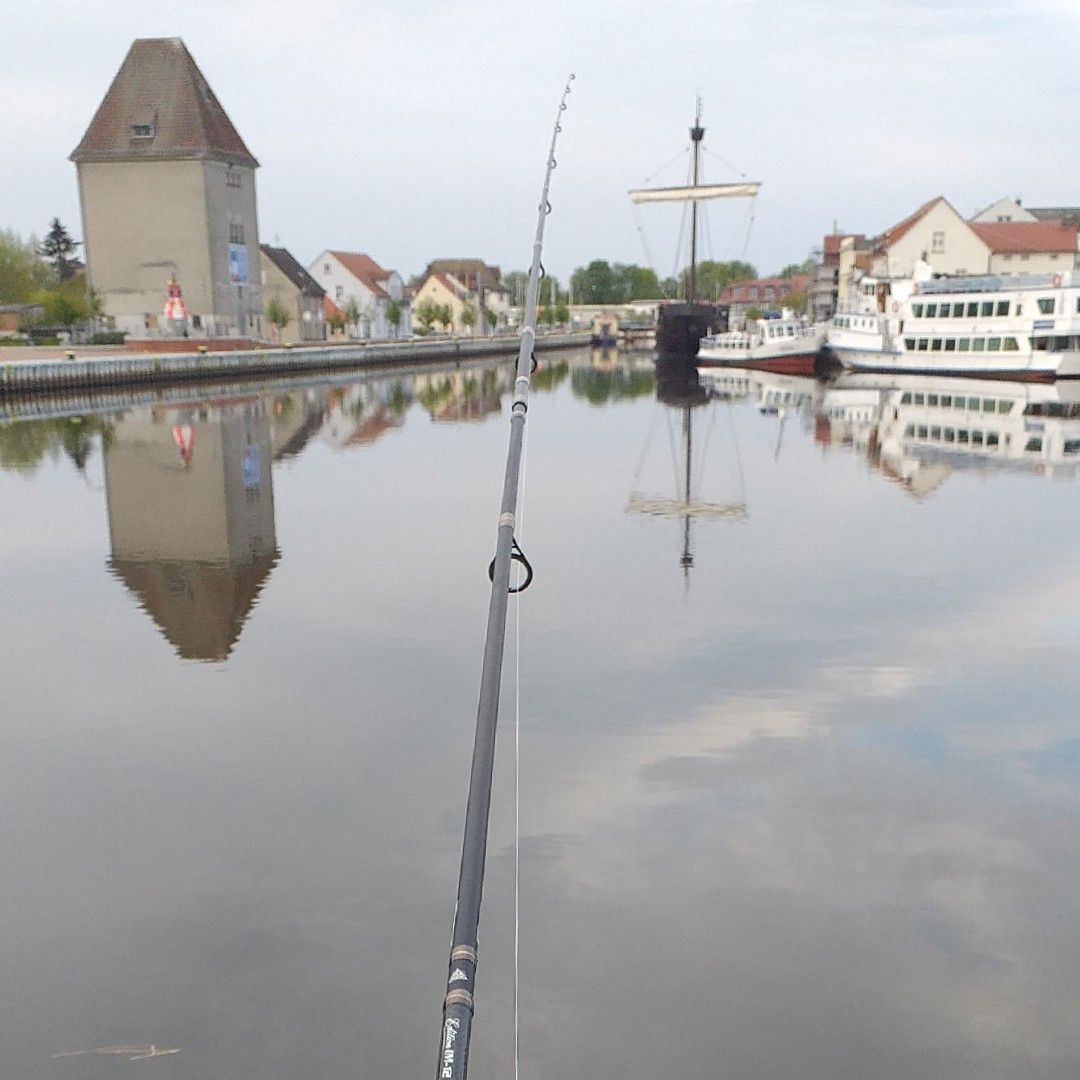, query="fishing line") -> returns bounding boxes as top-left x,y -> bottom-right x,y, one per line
512,392 -> 529,1080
